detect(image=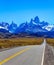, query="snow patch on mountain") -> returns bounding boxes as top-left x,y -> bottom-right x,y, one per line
0,26 -> 8,30
42,25 -> 53,31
